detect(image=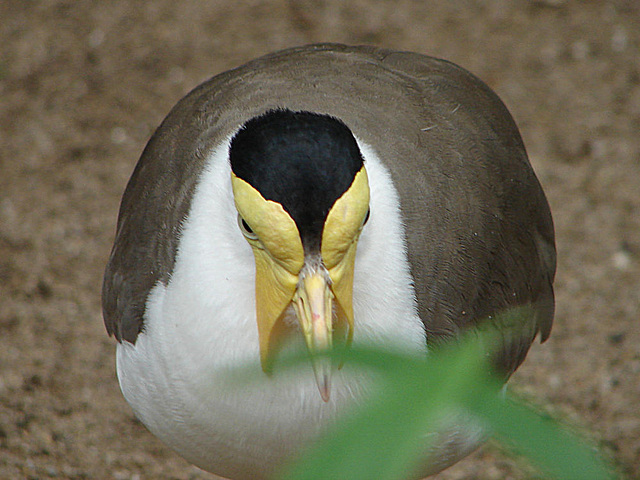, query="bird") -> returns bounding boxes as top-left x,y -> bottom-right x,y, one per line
102,43 -> 556,479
